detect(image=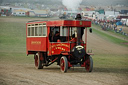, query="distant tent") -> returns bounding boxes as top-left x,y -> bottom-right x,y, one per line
116,21 -> 122,25
96,9 -> 105,14
120,10 -> 128,14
